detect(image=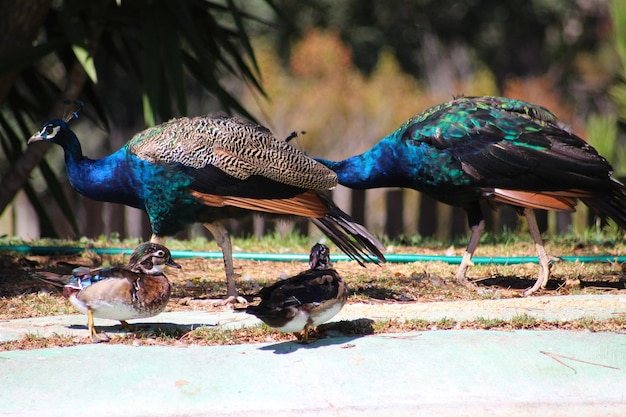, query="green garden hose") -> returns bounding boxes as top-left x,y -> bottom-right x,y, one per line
1,245 -> 624,265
